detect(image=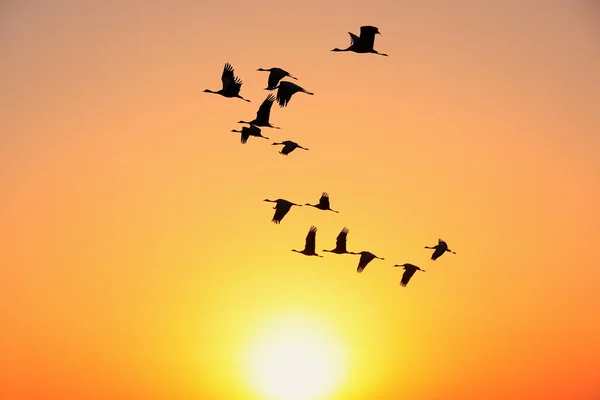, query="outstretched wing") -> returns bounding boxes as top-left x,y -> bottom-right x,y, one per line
348,32 -> 359,46
247,125 -> 262,136
272,202 -> 292,223
268,69 -> 286,89
335,227 -> 349,252
359,26 -> 377,49
357,252 -> 375,273
305,226 -> 317,253
240,128 -> 250,144
281,142 -> 295,155
275,84 -> 293,107
257,94 -> 275,122
431,246 -> 444,260
400,268 -> 416,287
222,63 -> 243,91
318,192 -> 331,209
